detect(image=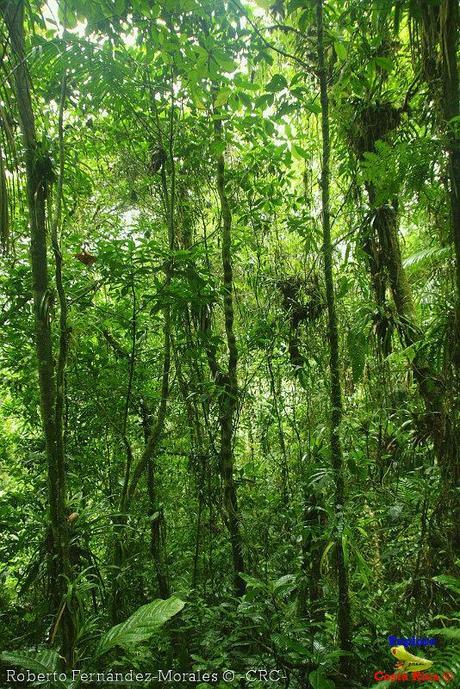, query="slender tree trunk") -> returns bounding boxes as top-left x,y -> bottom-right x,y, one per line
126,102 -> 174,507
51,72 -> 69,495
316,0 -> 352,680
140,397 -> 171,597
147,451 -> 170,599
206,114 -> 245,597
1,0 -> 74,666
297,491 -> 323,619
110,303 -> 171,619
439,1 -> 460,552
109,284 -> 136,624
142,346 -> 171,601
173,337 -> 207,589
